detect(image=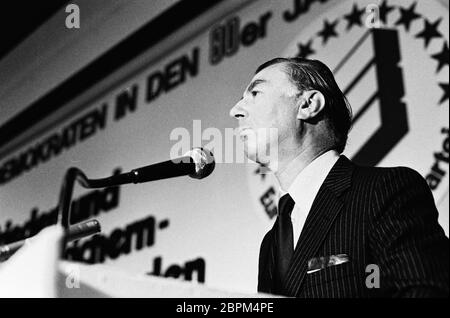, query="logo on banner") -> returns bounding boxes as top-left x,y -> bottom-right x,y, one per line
250,0 -> 449,226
